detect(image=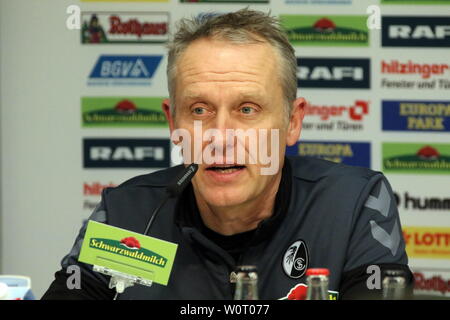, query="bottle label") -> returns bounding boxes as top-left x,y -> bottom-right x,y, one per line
279,283 -> 339,300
